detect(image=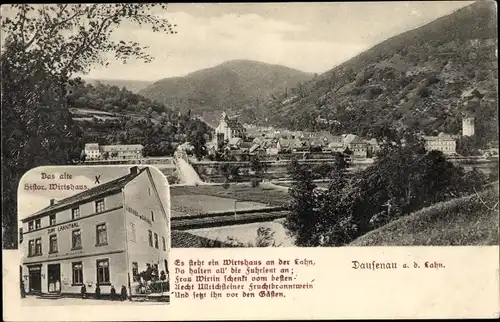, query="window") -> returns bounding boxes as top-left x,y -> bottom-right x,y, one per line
148,230 -> 153,247
49,214 -> 56,226
96,223 -> 107,246
28,221 -> 34,231
72,207 -> 80,219
72,262 -> 83,285
49,235 -> 58,253
132,262 -> 138,281
35,238 -> 42,255
72,229 -> 82,249
28,240 -> 35,257
162,237 -> 166,251
154,233 -> 159,249
35,219 -> 41,229
151,211 -> 155,222
96,259 -> 110,284
130,223 -> 136,242
95,199 -> 105,213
